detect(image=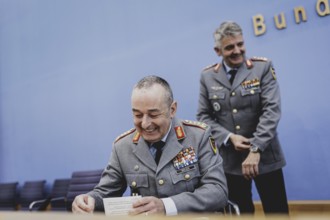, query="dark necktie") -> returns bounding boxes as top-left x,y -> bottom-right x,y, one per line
228,69 -> 237,84
153,141 -> 165,165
